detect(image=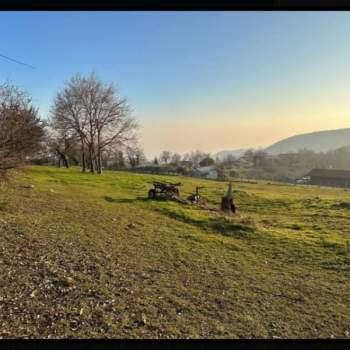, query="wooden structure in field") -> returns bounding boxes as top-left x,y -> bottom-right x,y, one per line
221,182 -> 236,213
